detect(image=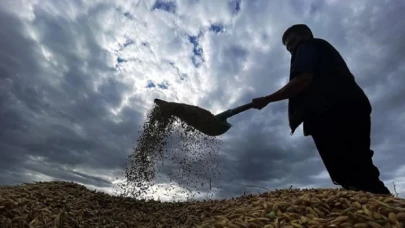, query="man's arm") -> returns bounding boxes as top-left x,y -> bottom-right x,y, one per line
252,41 -> 319,109
264,73 -> 313,103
